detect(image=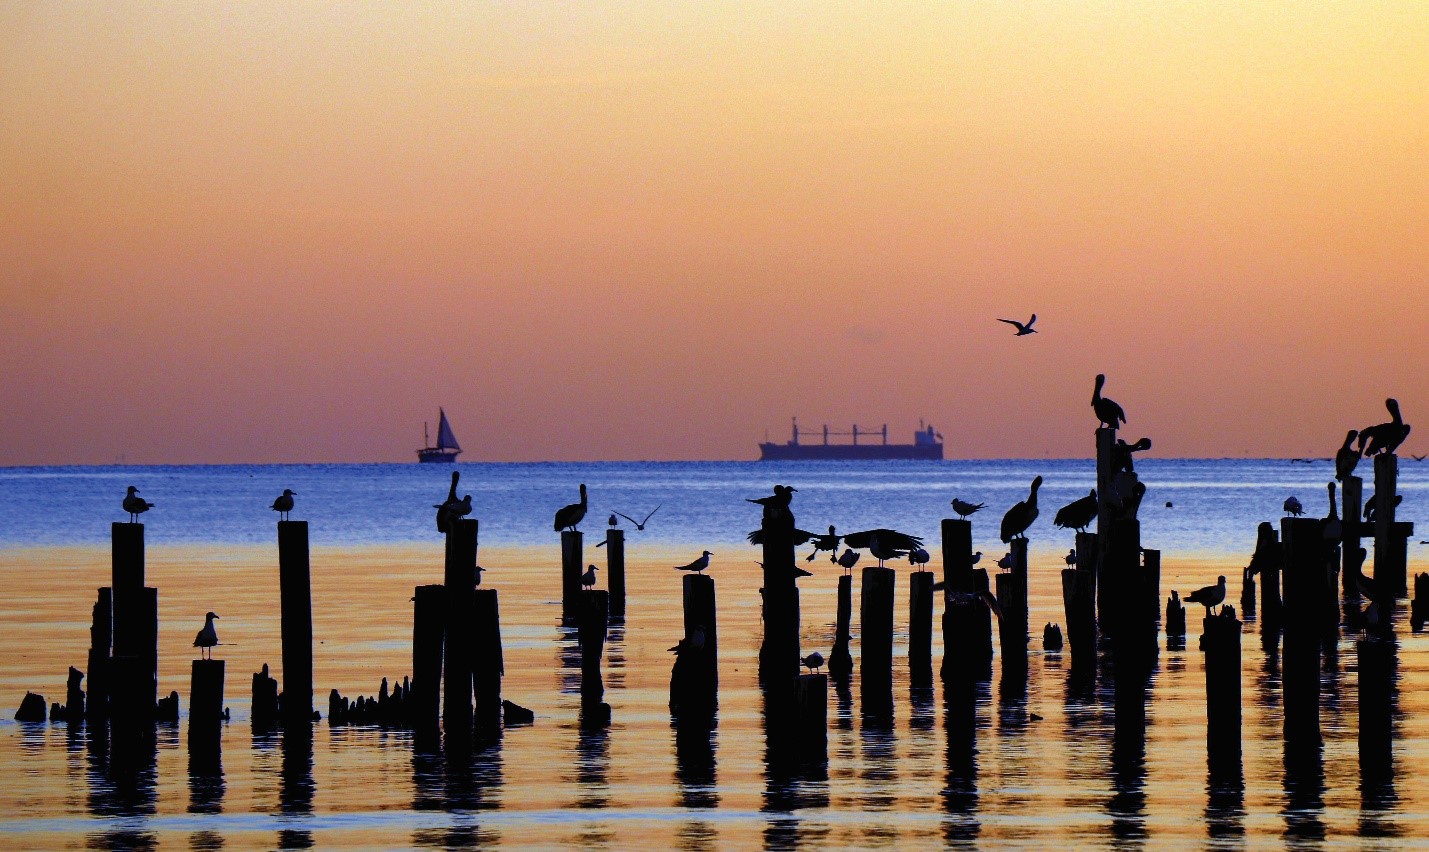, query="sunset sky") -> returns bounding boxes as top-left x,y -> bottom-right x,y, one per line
3,2 -> 1426,464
